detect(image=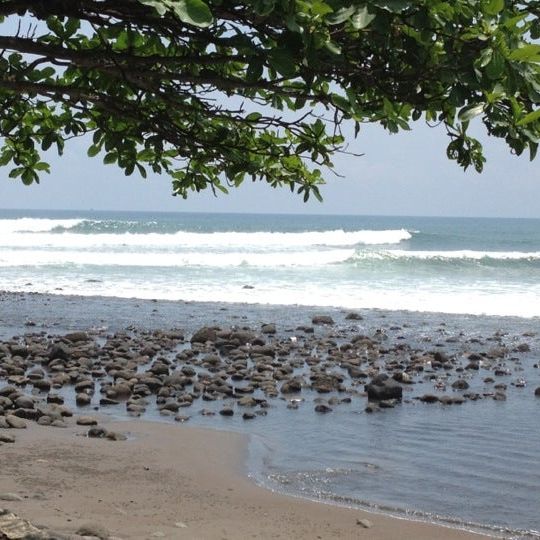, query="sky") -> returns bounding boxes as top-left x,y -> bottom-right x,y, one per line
1,118 -> 539,217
